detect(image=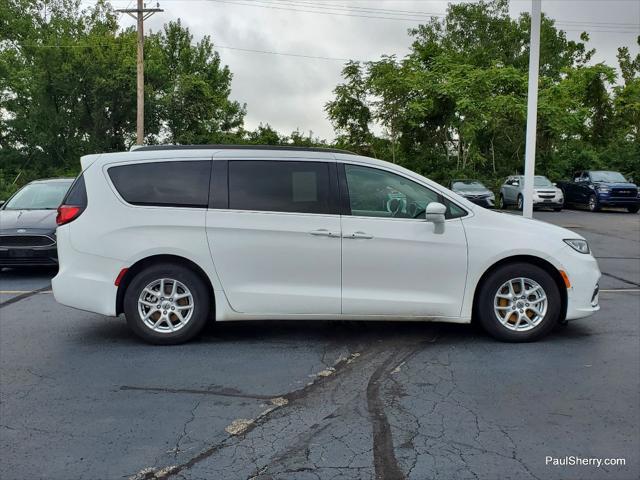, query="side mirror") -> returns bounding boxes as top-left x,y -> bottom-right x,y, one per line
425,202 -> 446,224
628,176 -> 634,183
513,180 -> 520,186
